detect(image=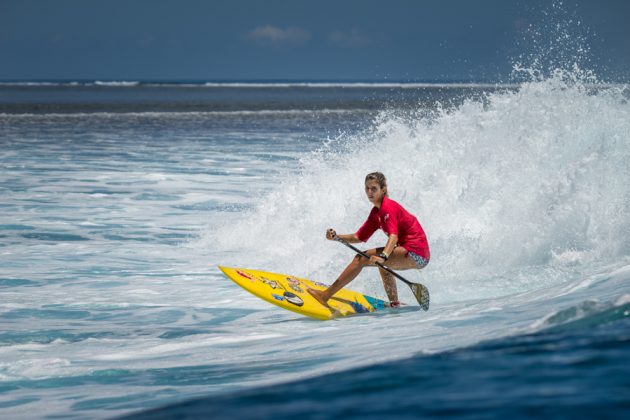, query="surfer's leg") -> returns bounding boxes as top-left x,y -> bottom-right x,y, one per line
382,246 -> 419,270
378,247 -> 427,307
379,268 -> 398,303
308,249 -> 375,304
